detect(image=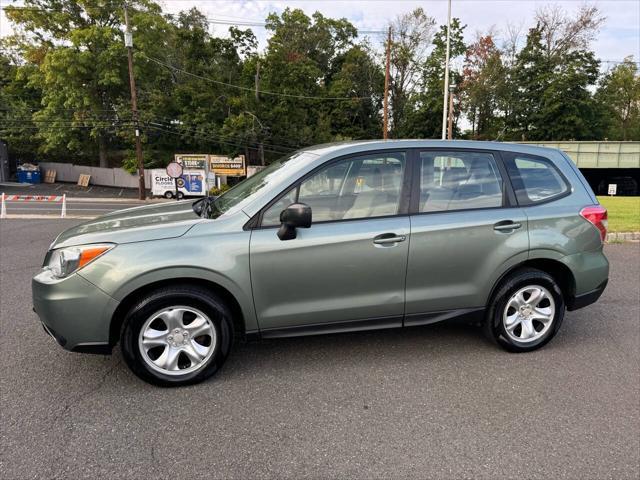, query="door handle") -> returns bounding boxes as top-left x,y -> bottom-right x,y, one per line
493,221 -> 522,232
373,233 -> 406,245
